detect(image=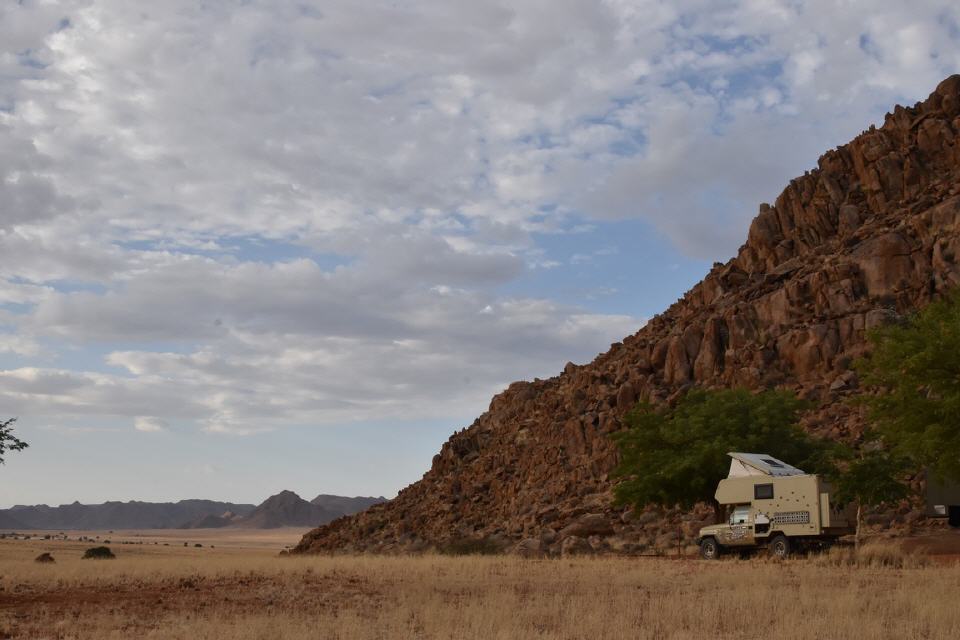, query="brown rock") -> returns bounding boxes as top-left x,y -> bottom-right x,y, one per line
560,535 -> 593,556
512,538 -> 543,558
559,513 -> 614,538
852,232 -> 915,297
